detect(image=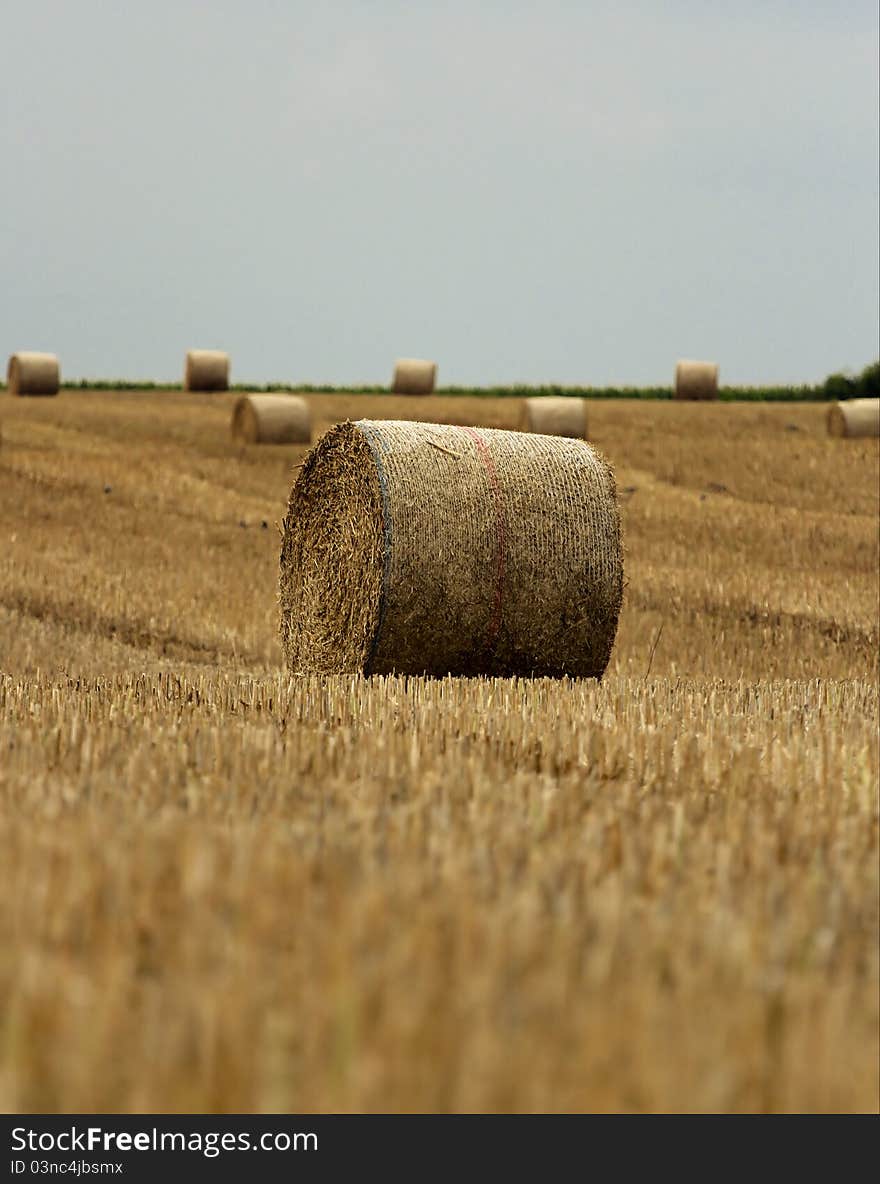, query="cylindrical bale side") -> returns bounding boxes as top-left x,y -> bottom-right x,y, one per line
674,359 -> 719,401
7,352 -> 60,397
184,350 -> 229,391
391,358 -> 437,395
827,398 -> 880,439
231,394 -> 311,444
520,396 -> 587,438
279,420 -> 623,678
